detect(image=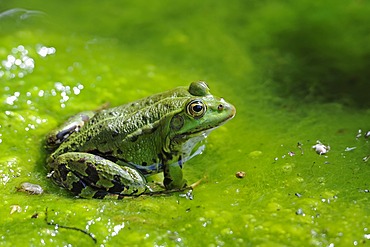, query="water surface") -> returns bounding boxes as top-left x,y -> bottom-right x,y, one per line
1,1 -> 369,246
